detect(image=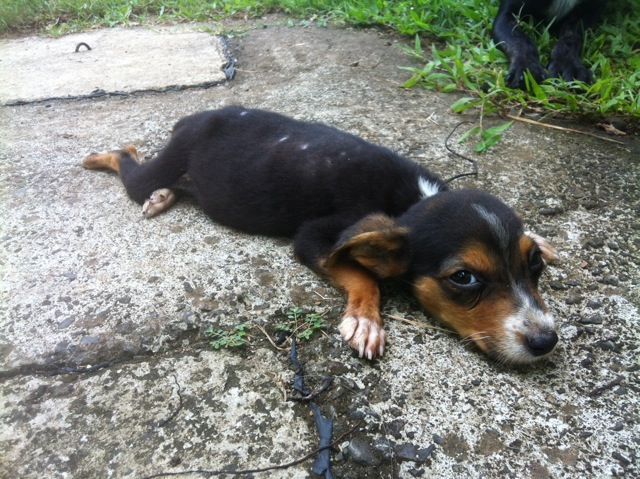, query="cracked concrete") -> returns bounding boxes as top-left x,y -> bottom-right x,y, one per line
1,18 -> 639,478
